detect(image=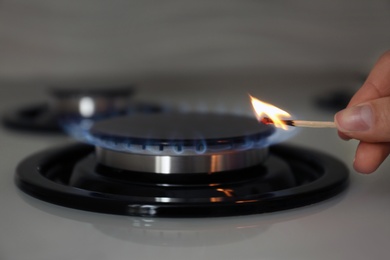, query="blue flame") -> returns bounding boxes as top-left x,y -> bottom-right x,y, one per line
61,118 -> 295,155
194,139 -> 207,154
59,110 -> 297,156
172,143 -> 184,154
